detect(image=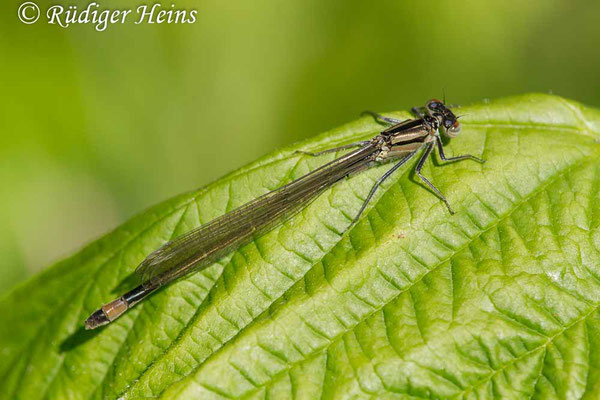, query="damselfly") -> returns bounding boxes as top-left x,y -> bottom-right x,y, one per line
85,99 -> 484,329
